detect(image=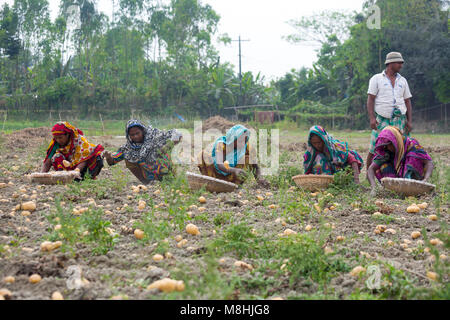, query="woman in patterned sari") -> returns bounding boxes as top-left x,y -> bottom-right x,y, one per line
303,125 -> 363,184
42,122 -> 104,180
367,126 -> 433,190
197,124 -> 267,186
104,120 -> 182,184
